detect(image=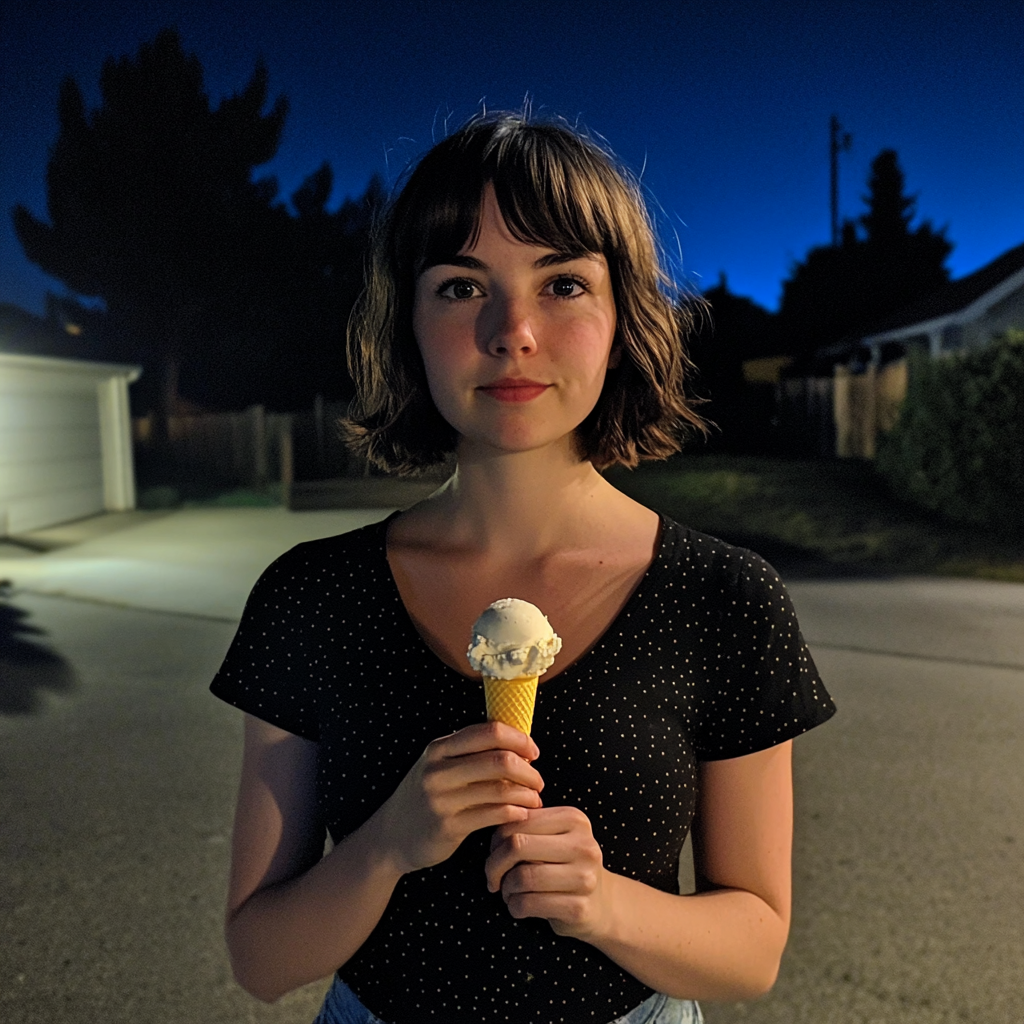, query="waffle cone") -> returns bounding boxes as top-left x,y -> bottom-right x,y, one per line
483,674 -> 540,736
